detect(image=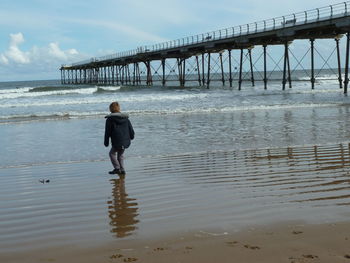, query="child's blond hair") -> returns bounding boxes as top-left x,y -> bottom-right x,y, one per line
109,102 -> 120,113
